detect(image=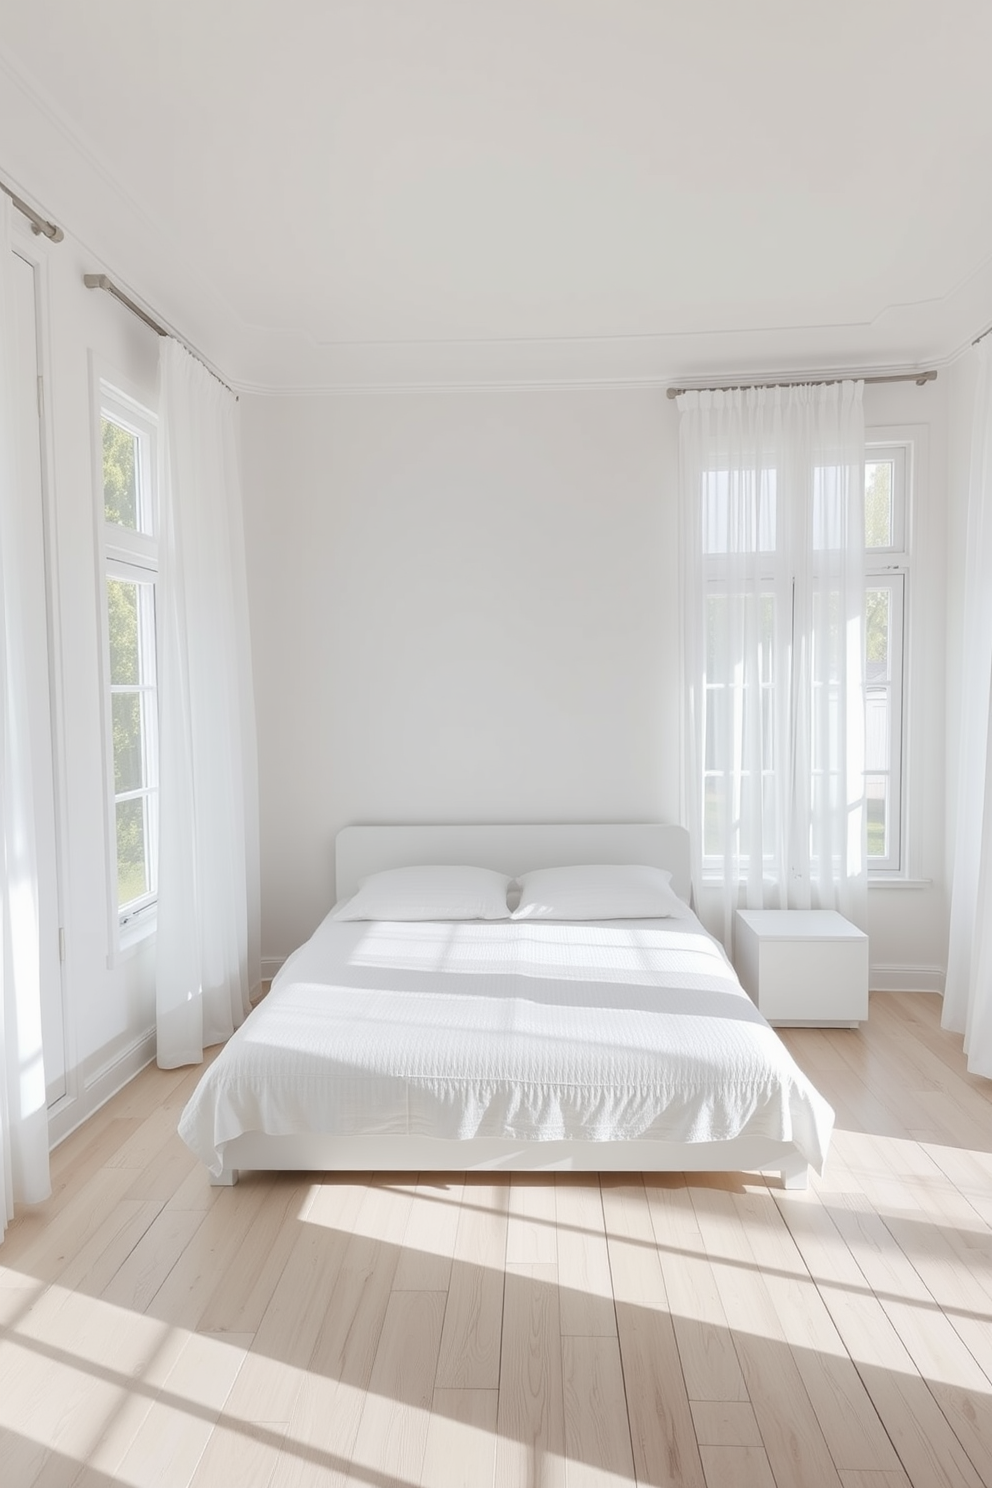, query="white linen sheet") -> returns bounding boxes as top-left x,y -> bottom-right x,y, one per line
178,908 -> 834,1177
